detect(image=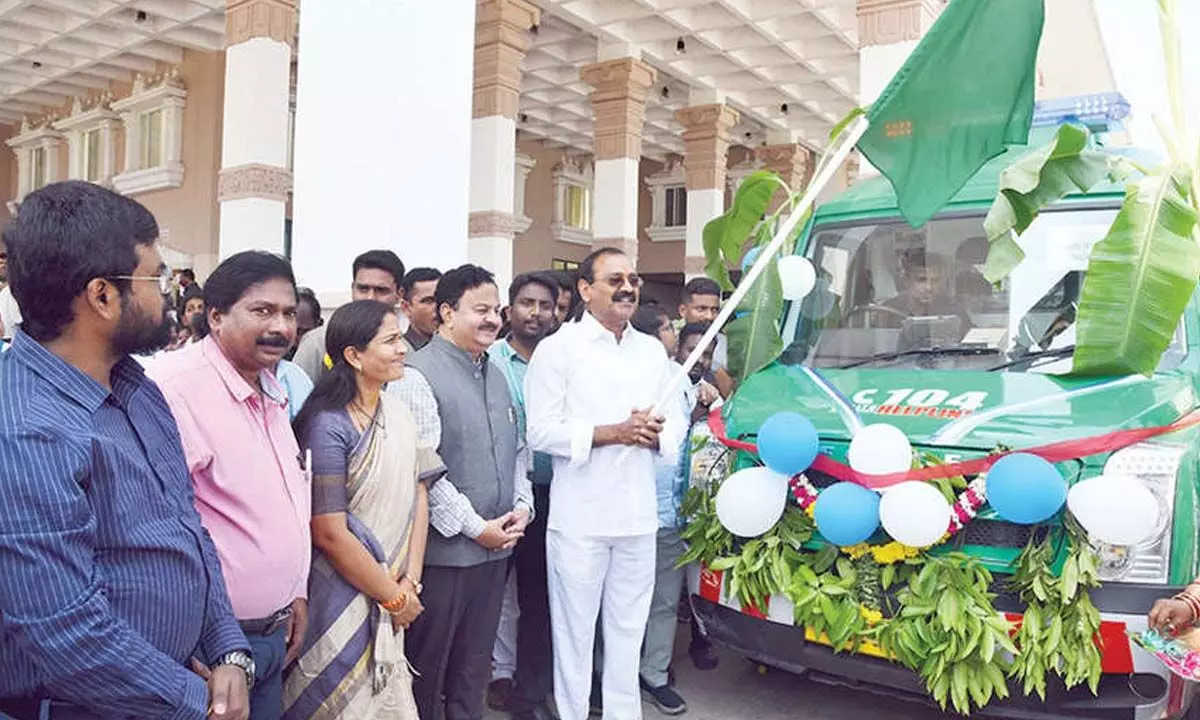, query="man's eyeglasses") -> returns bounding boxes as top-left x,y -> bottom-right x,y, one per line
107,273 -> 173,295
